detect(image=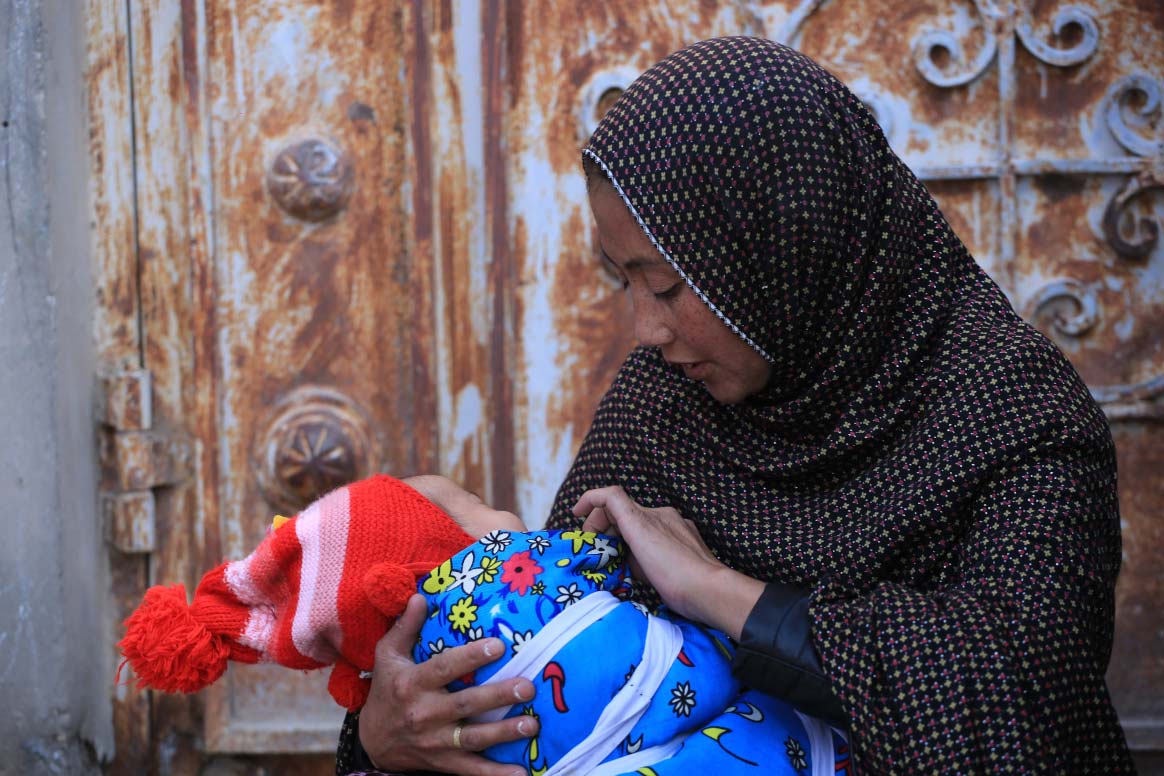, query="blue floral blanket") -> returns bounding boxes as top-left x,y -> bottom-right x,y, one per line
414,529 -> 847,776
